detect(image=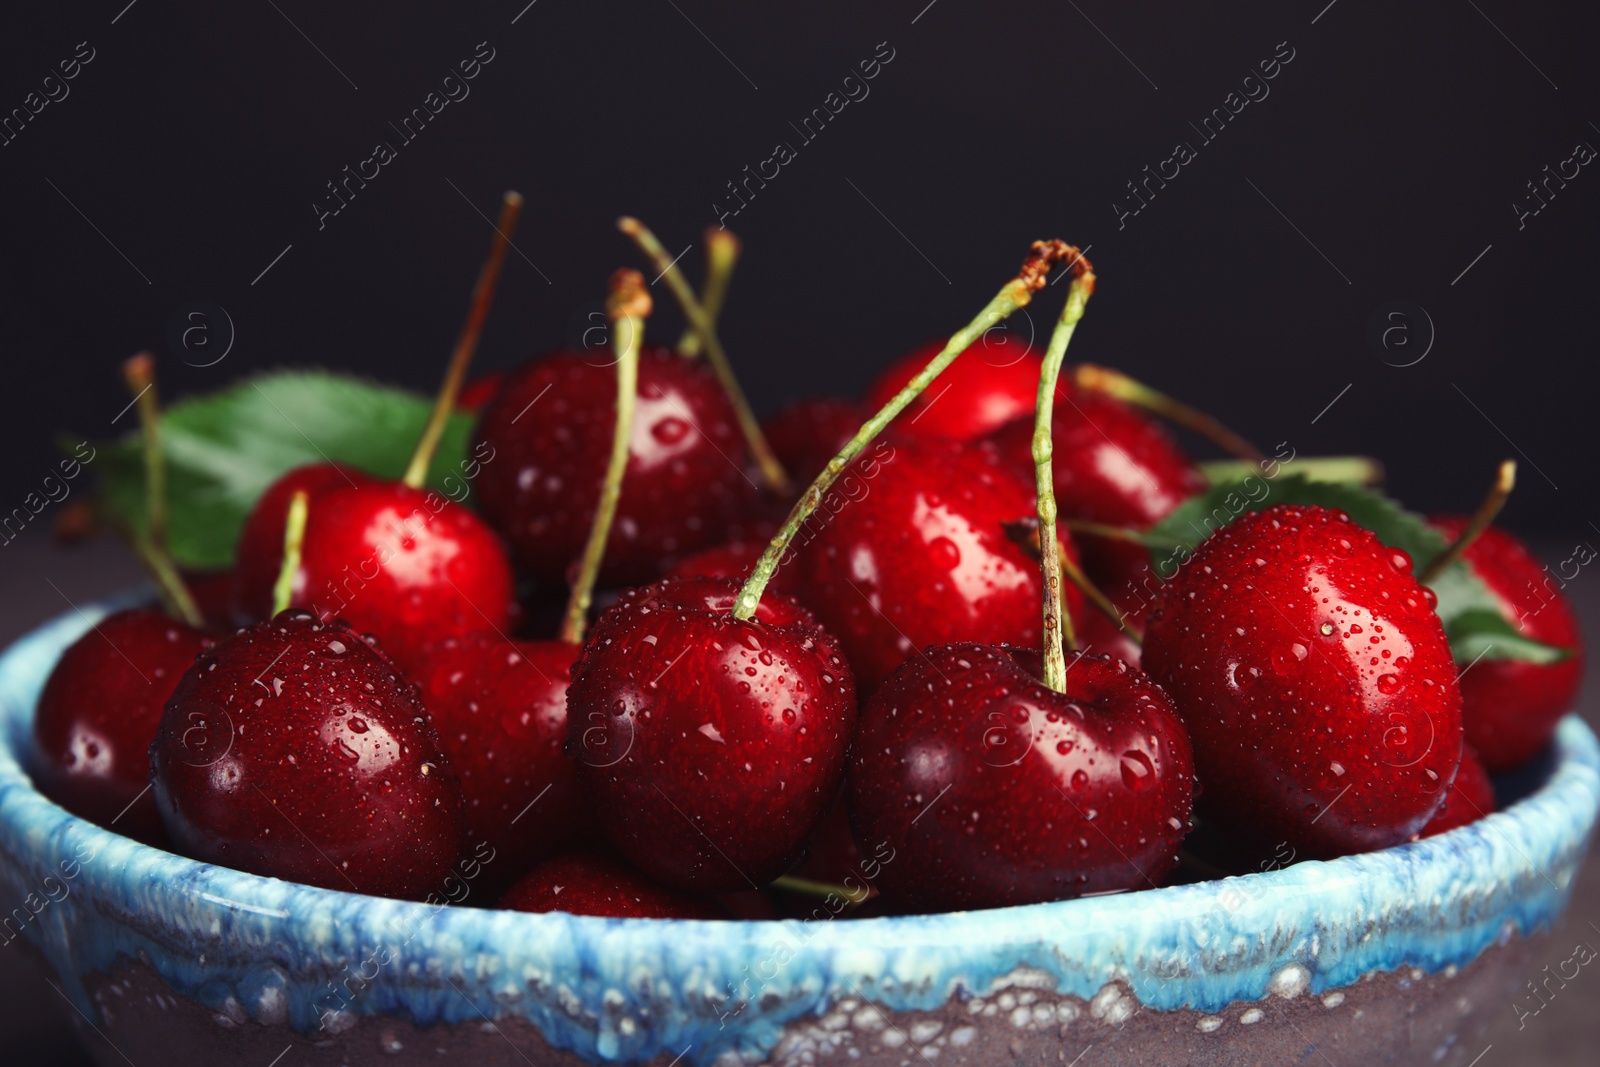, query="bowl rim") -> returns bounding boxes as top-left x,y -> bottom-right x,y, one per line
3,593 -> 1598,1059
